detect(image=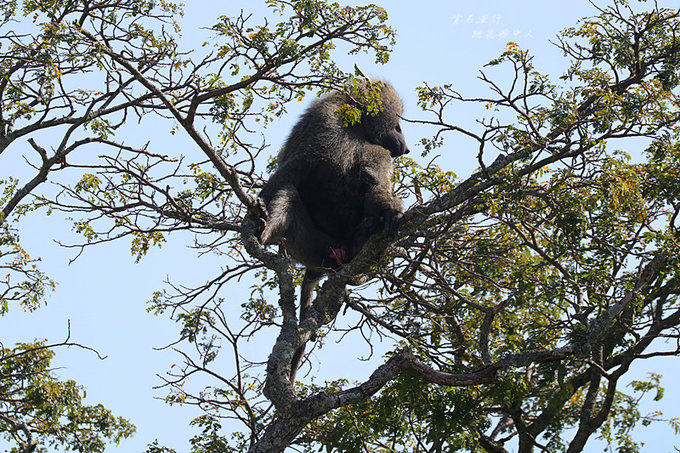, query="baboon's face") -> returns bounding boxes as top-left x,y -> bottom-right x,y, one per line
376,122 -> 410,157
